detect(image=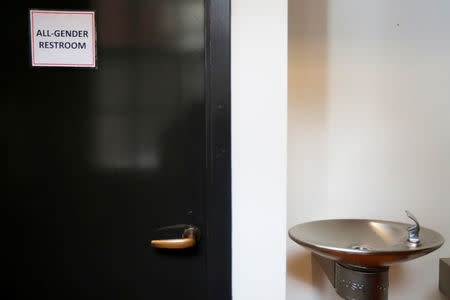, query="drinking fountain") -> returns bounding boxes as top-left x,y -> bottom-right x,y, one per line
289,211 -> 444,300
